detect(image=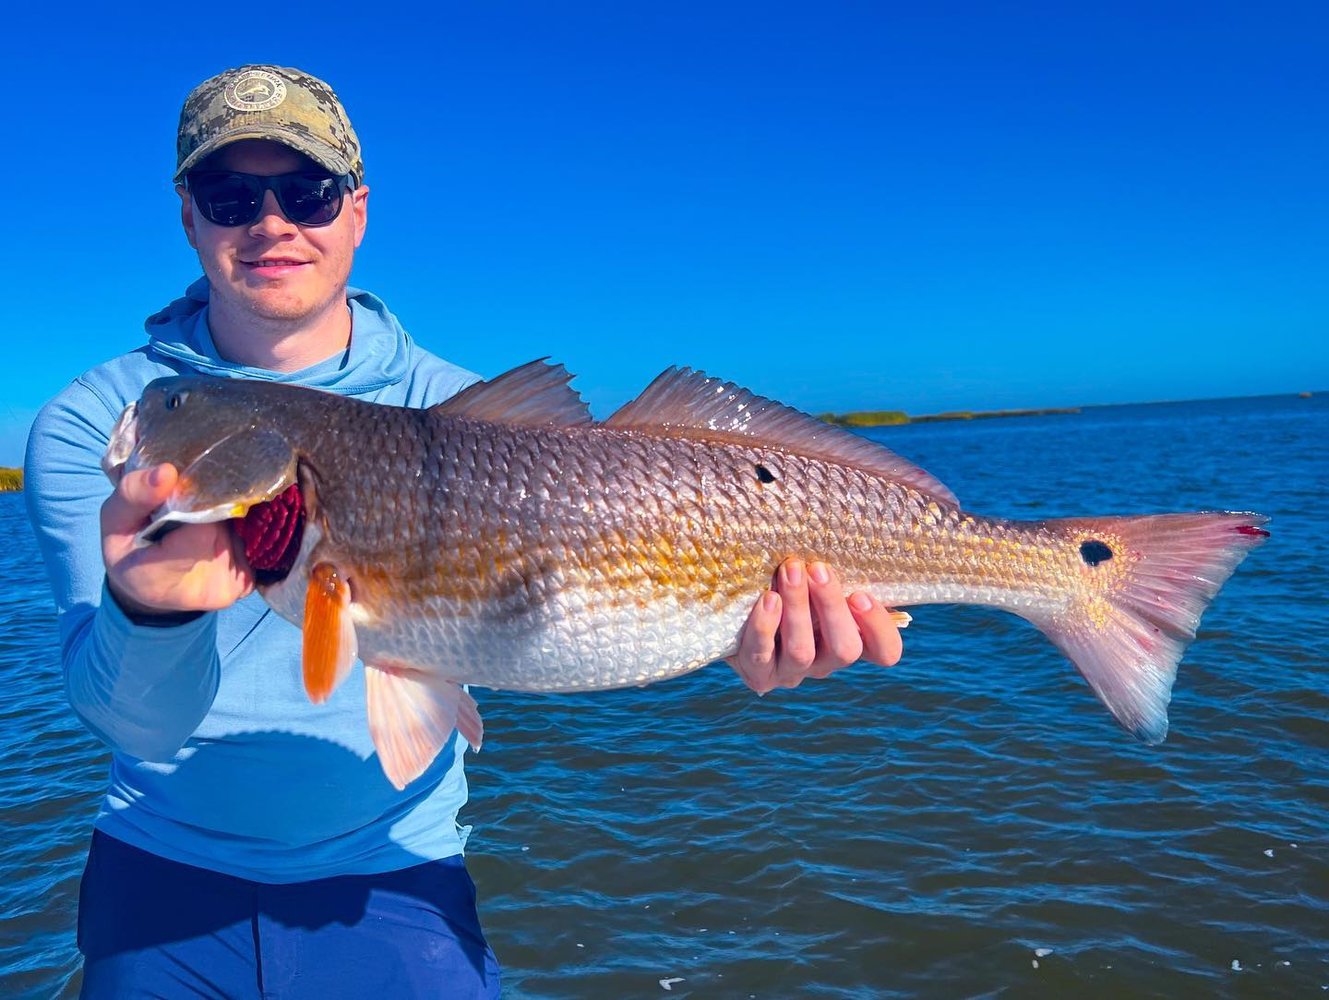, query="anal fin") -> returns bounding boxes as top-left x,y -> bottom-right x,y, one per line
303,562 -> 357,703
365,658 -> 484,790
